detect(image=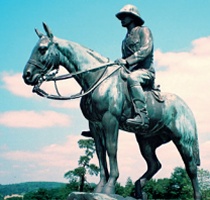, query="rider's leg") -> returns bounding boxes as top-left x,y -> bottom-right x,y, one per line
126,70 -> 151,131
